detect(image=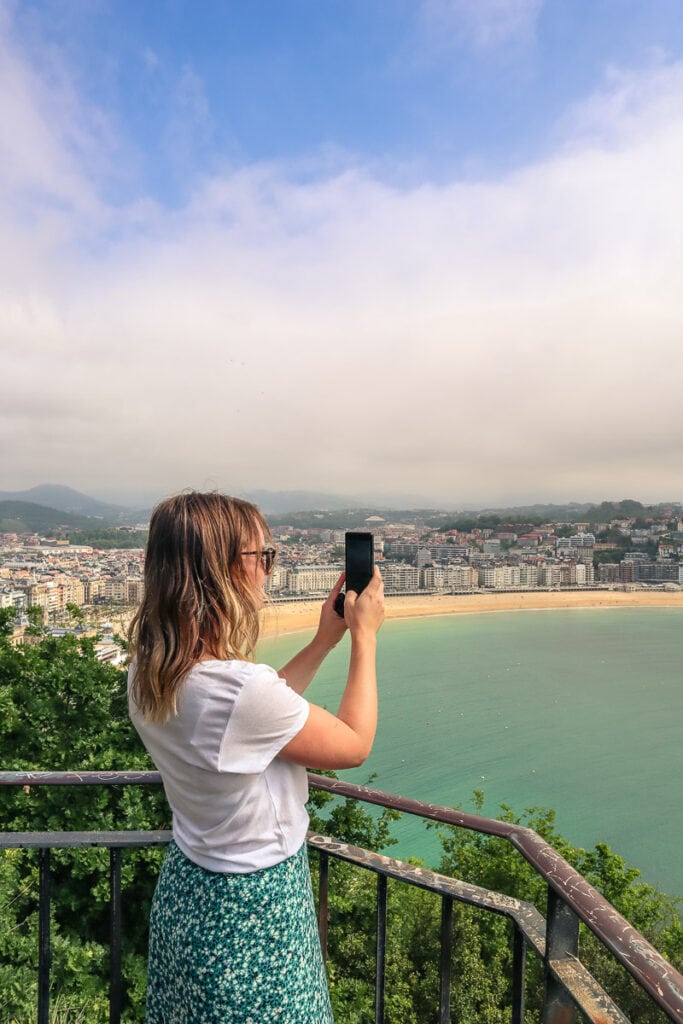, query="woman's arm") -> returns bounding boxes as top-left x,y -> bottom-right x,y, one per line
279,568 -> 384,769
278,573 -> 347,695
